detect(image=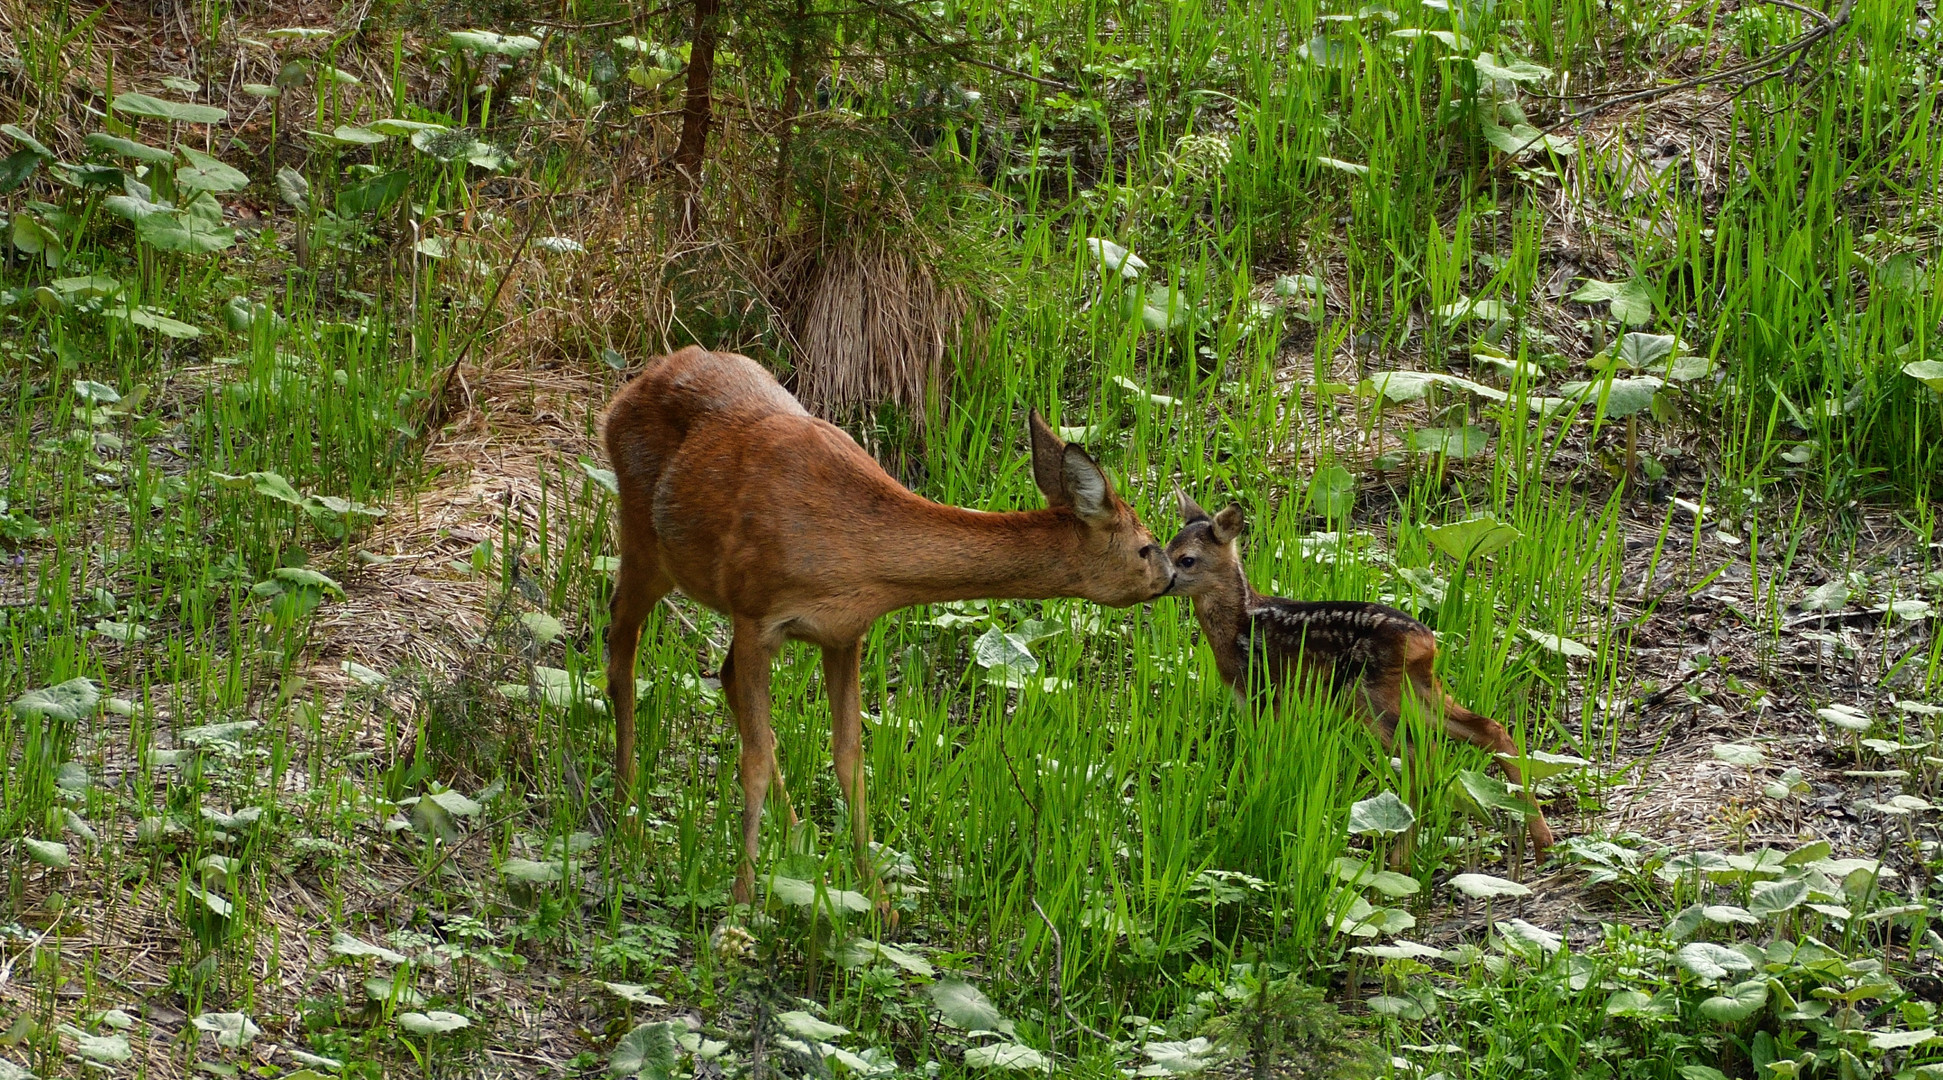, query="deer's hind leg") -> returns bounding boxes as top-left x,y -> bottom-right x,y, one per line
1402,641 -> 1557,856
823,638 -> 890,919
725,618 -> 785,906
